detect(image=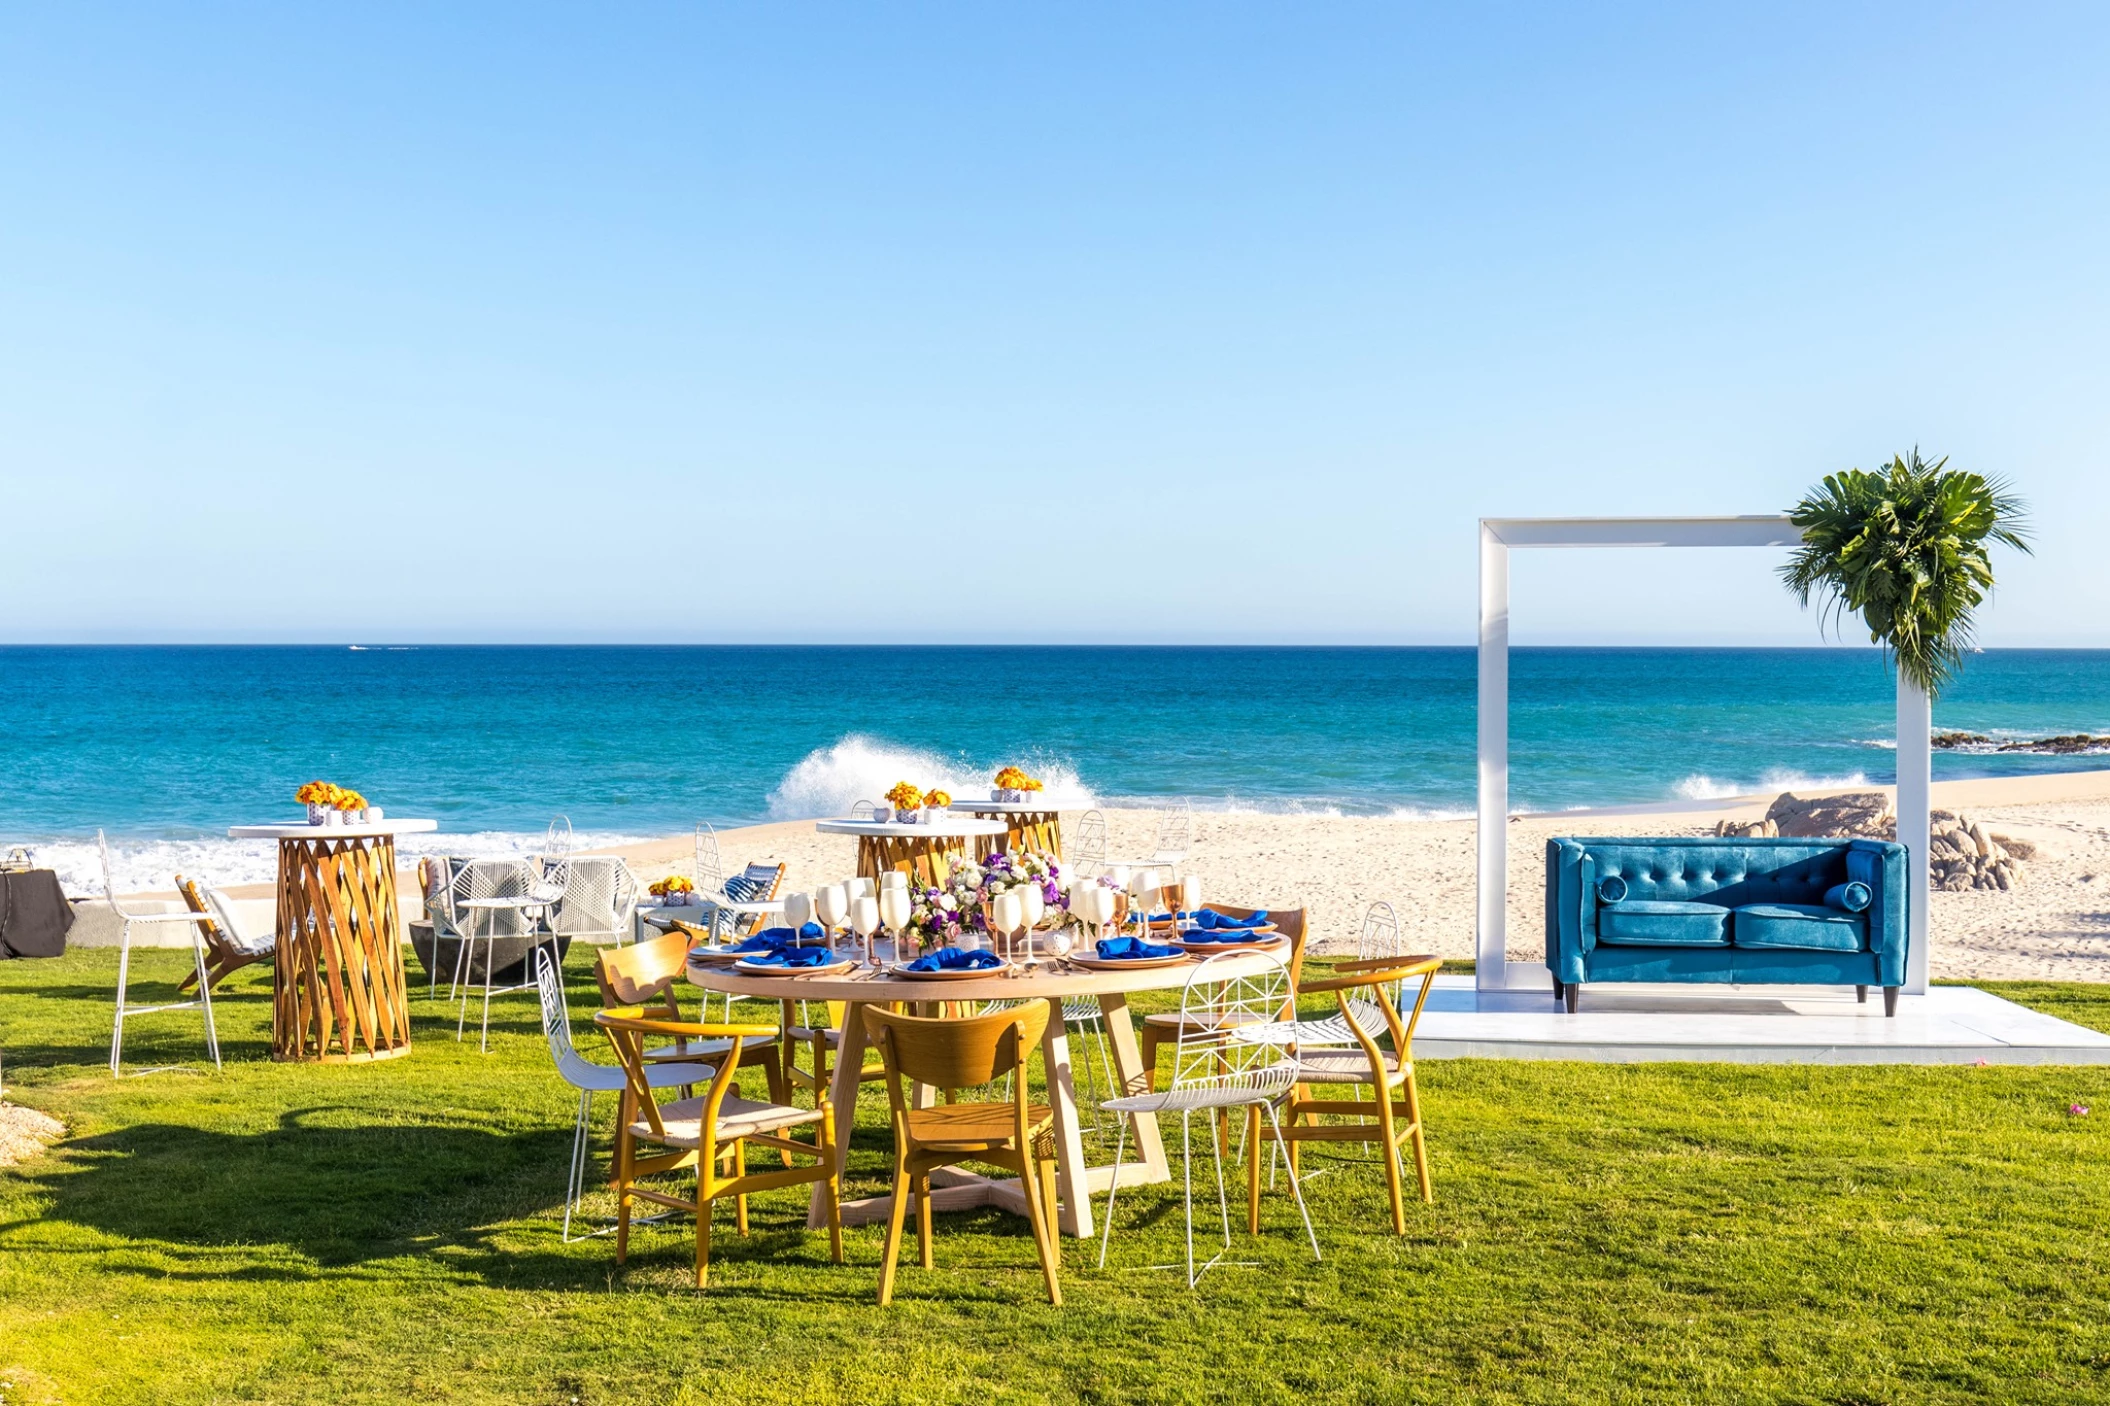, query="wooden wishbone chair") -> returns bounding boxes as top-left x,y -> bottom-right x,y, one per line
596,929 -> 785,1103
595,1010 -> 843,1289
1273,955 -> 1441,1235
863,1001 -> 1062,1307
